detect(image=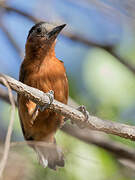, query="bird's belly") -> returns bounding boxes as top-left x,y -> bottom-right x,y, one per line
26,73 -> 67,103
